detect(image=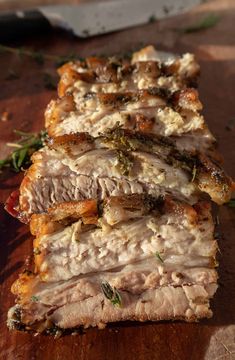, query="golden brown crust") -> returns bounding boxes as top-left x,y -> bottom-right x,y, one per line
45,94 -> 75,129
57,54 -> 199,98
31,199 -> 98,235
